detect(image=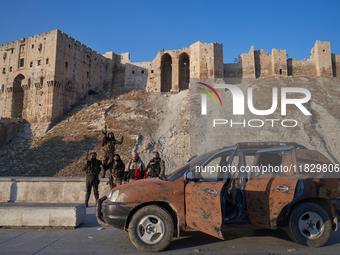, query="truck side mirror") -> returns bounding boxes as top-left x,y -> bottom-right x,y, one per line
184,171 -> 195,181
